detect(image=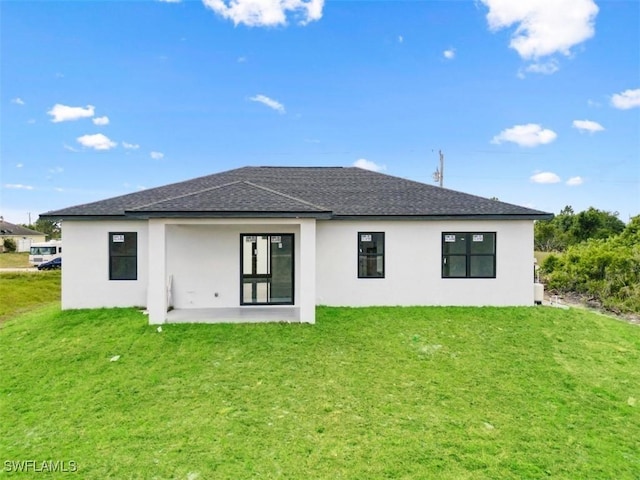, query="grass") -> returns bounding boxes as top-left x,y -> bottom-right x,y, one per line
0,252 -> 31,268
534,250 -> 556,266
0,271 -> 61,319
1,304 -> 639,479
